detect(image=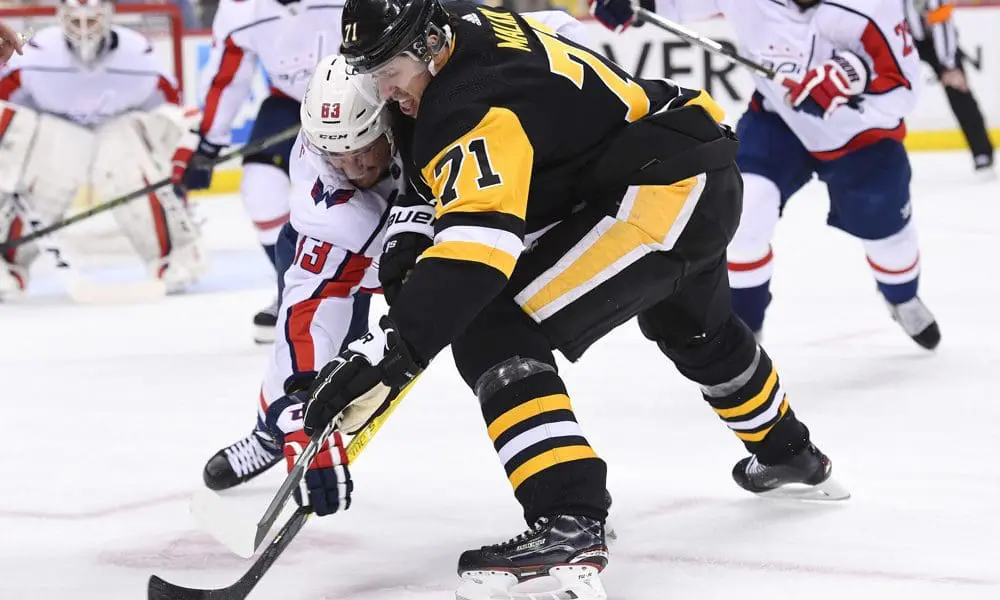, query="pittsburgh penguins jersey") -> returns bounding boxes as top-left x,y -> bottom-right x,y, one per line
387,2 -> 723,363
